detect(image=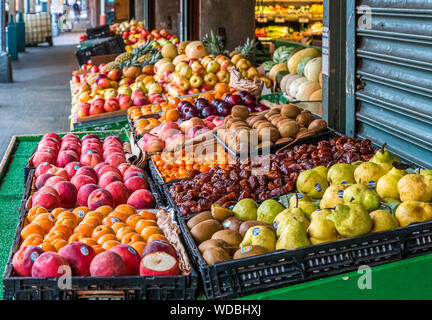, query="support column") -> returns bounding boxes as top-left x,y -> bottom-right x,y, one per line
6,0 -> 18,60
16,0 -> 25,52
0,0 -> 13,82
100,0 -> 105,25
